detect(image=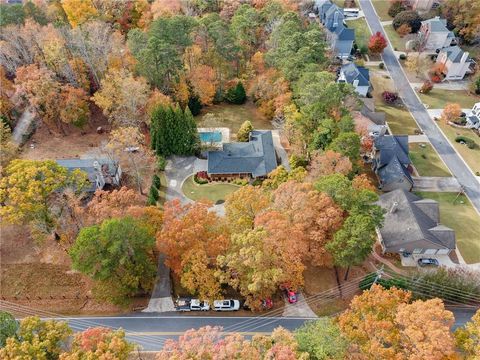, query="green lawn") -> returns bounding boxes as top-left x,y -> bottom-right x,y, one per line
182,175 -> 240,203
371,0 -> 391,21
347,18 -> 371,49
436,121 -> 480,174
383,24 -> 407,51
196,102 -> 272,138
370,72 -> 420,135
418,89 -> 480,109
409,143 -> 451,177
416,192 -> 480,264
